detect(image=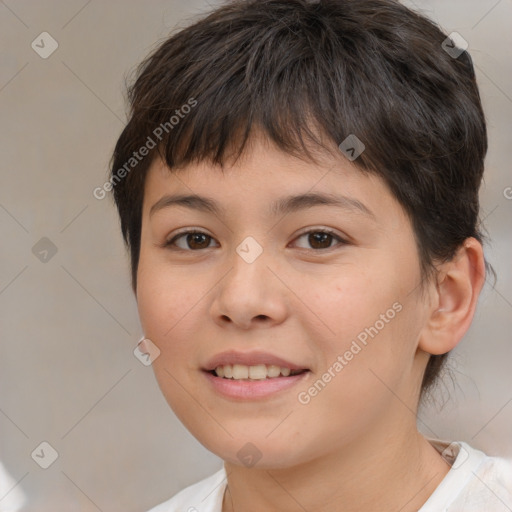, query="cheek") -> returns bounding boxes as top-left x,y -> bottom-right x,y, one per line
137,248 -> 195,336
135,255 -> 204,377
292,310 -> 417,455
302,259 -> 418,385
304,267 -> 398,344
135,263 -> 206,426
